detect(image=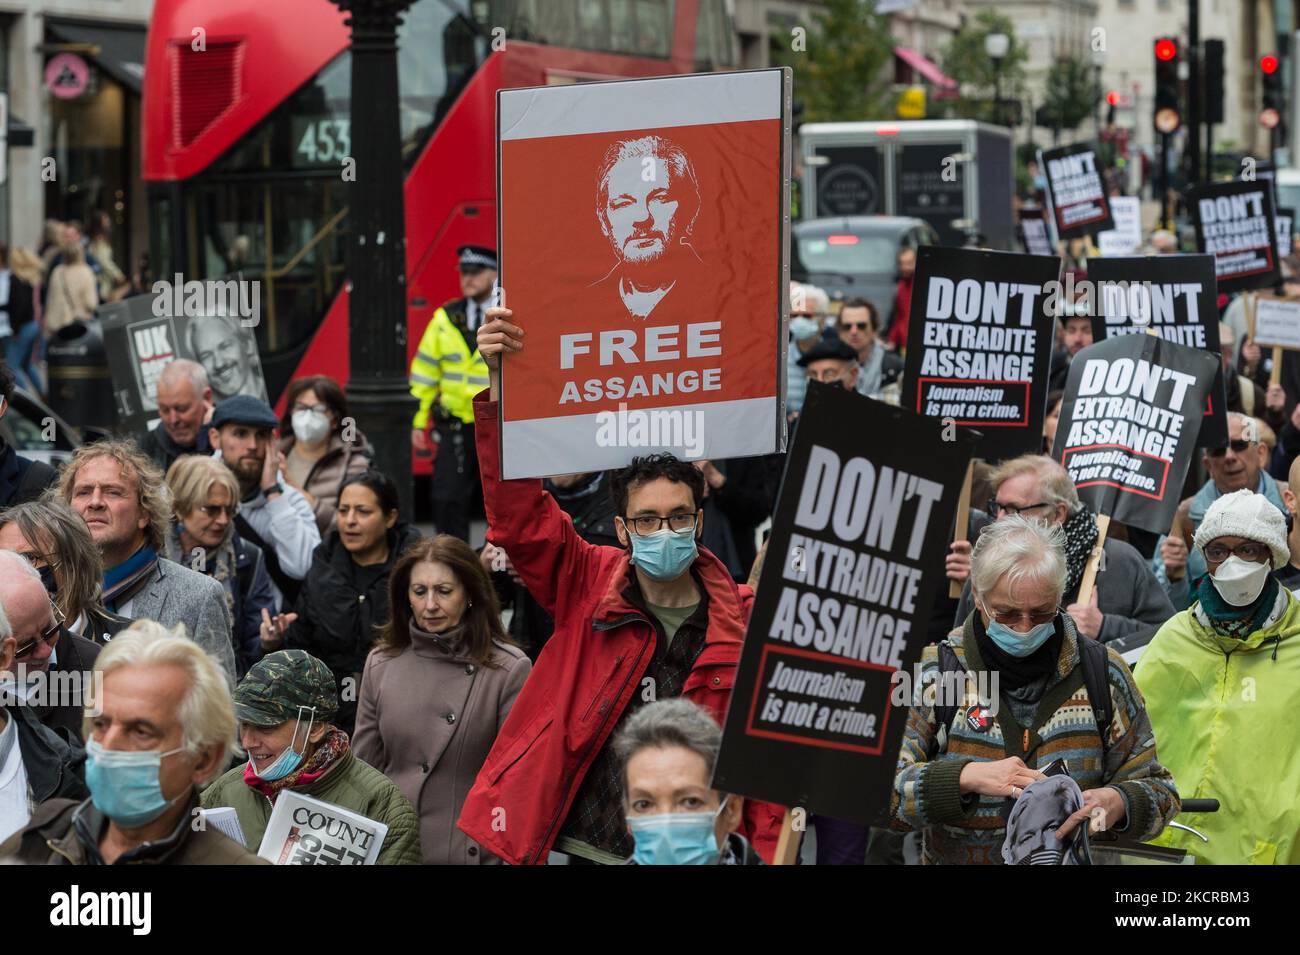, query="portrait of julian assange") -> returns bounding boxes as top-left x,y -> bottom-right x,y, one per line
183,312 -> 268,404
589,134 -> 707,321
